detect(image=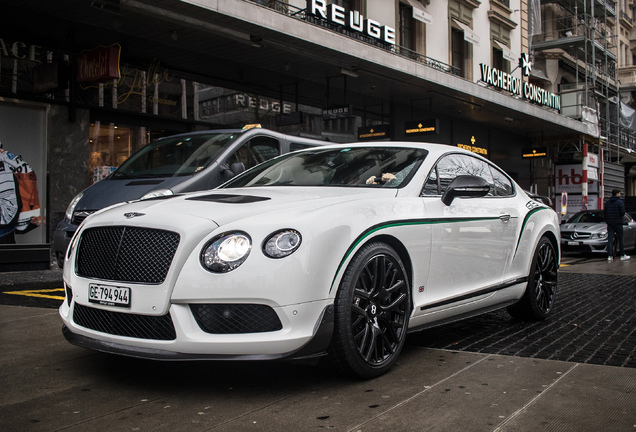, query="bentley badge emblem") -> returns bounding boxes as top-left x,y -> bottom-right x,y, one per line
124,212 -> 145,219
